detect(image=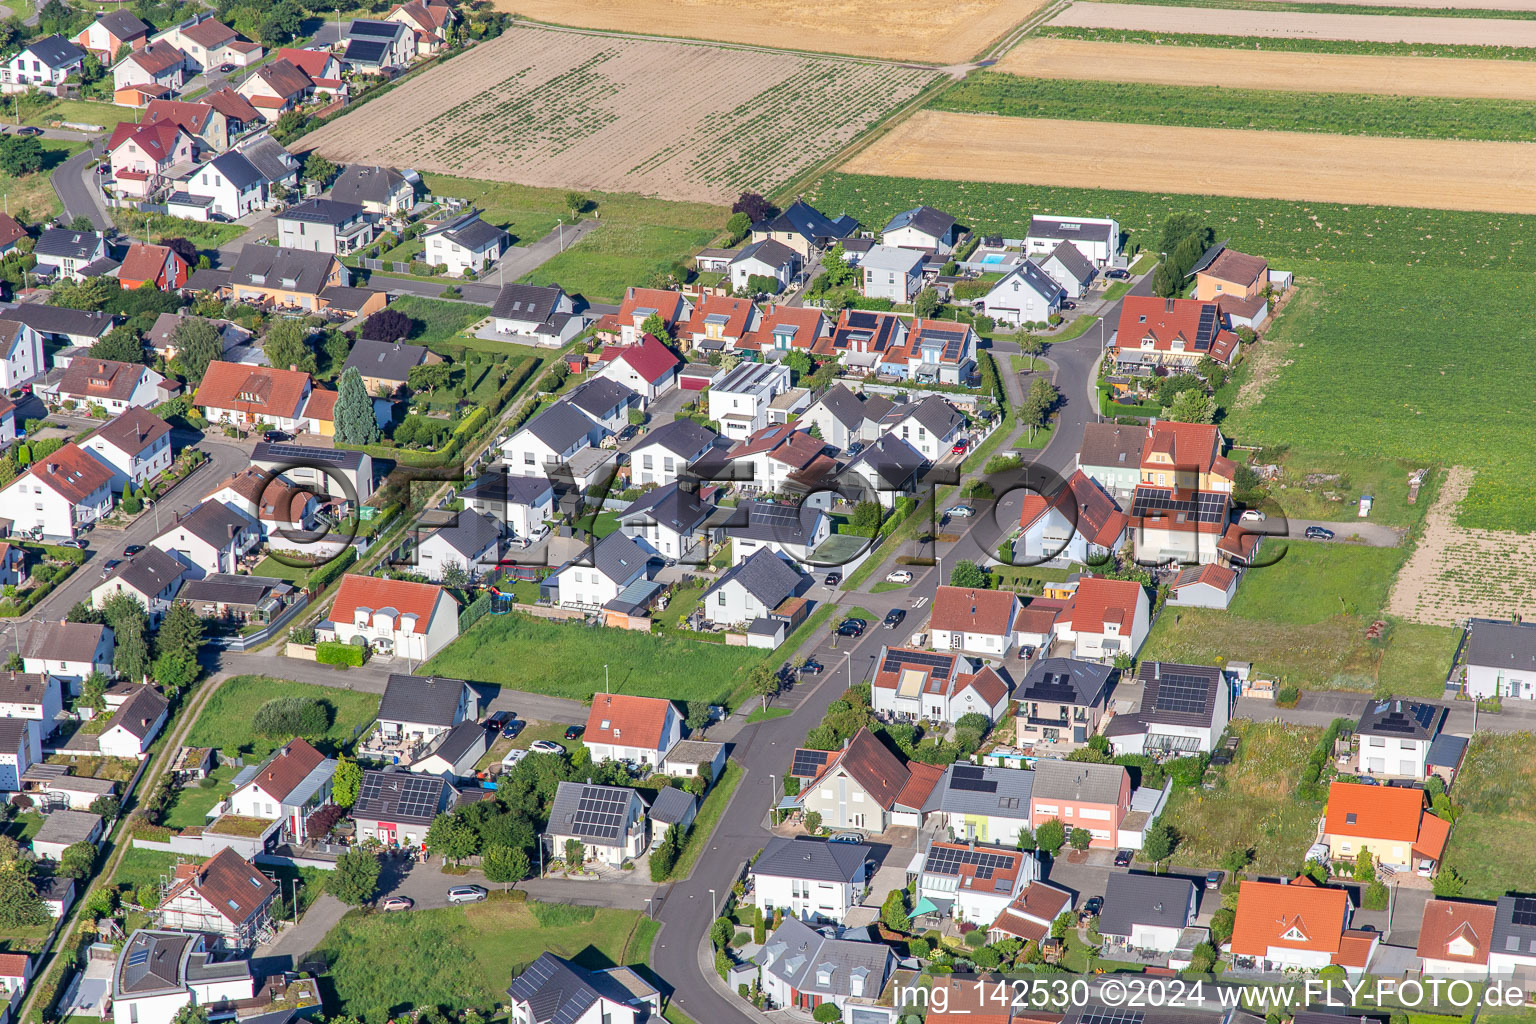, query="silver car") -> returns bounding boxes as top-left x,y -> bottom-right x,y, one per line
447,885 -> 488,904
